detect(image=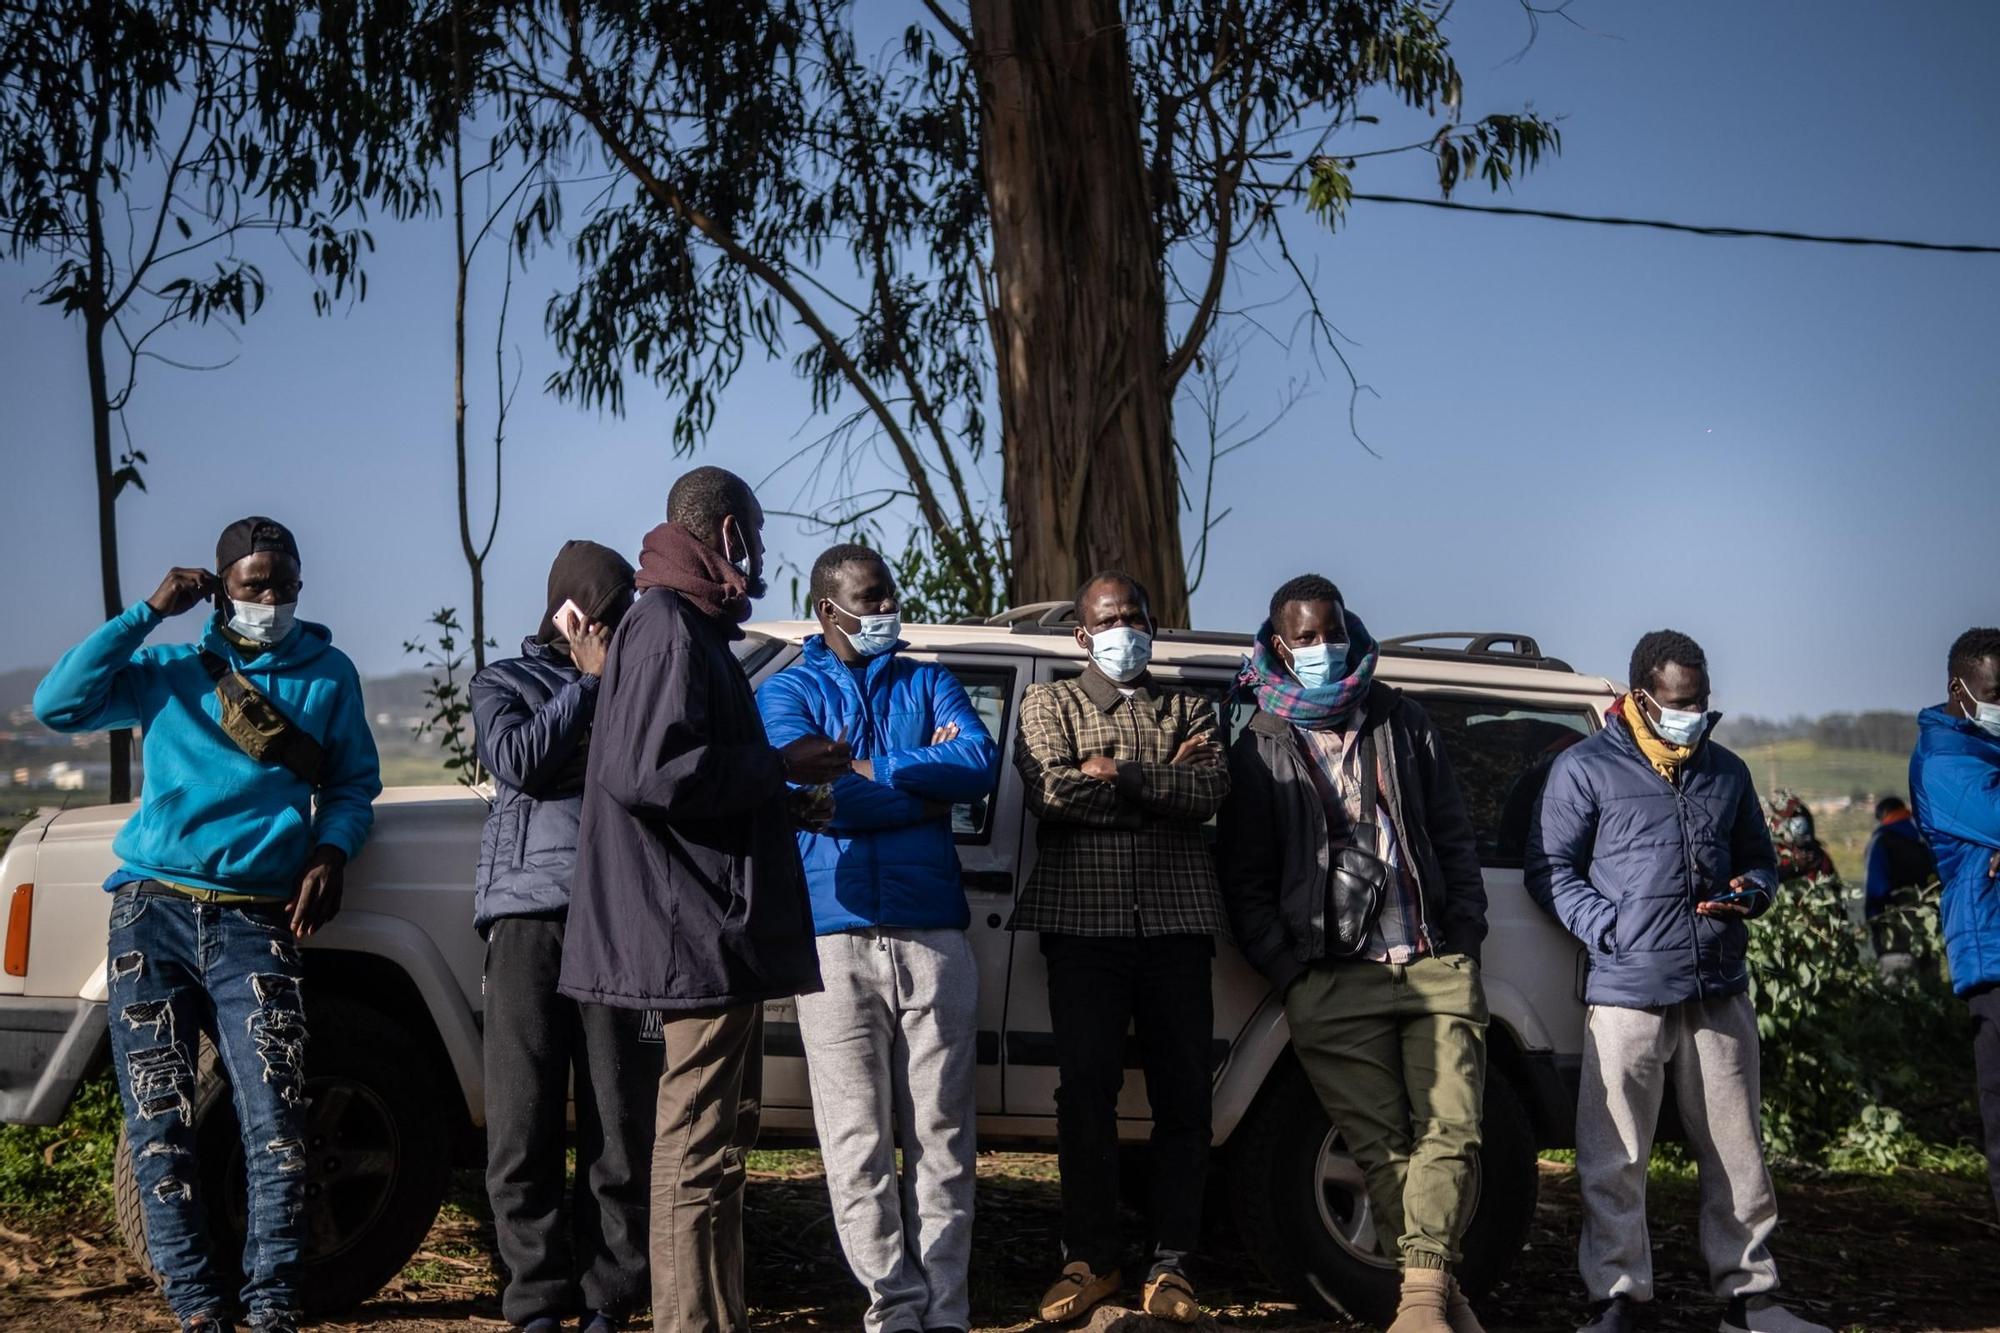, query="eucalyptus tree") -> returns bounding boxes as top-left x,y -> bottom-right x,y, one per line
0,0 -> 432,797
489,1 -> 1560,623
